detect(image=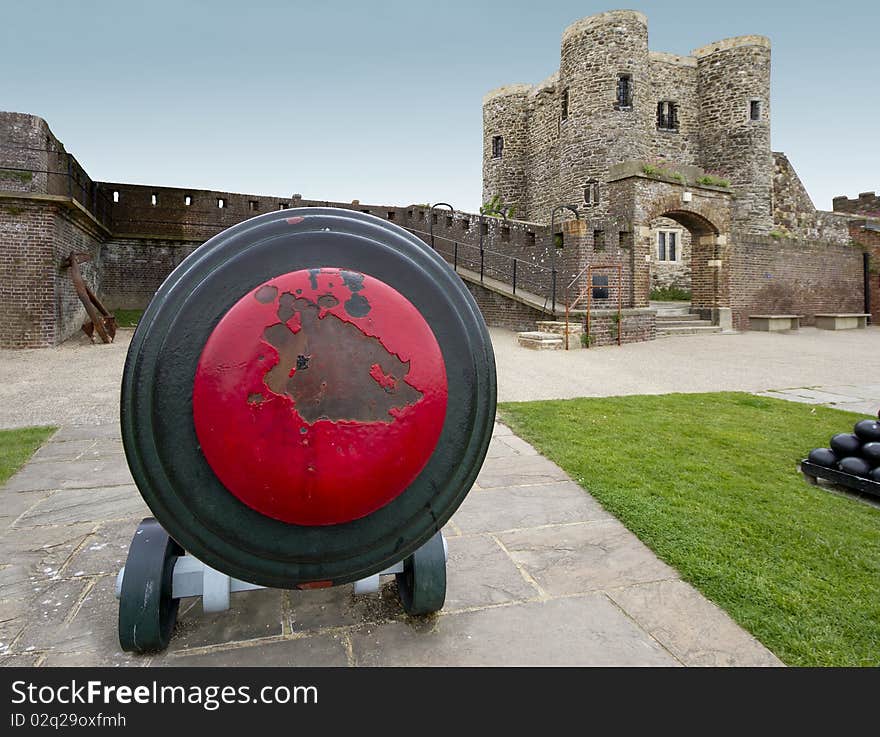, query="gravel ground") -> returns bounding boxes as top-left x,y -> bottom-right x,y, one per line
2,325 -> 880,428
491,326 -> 880,403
